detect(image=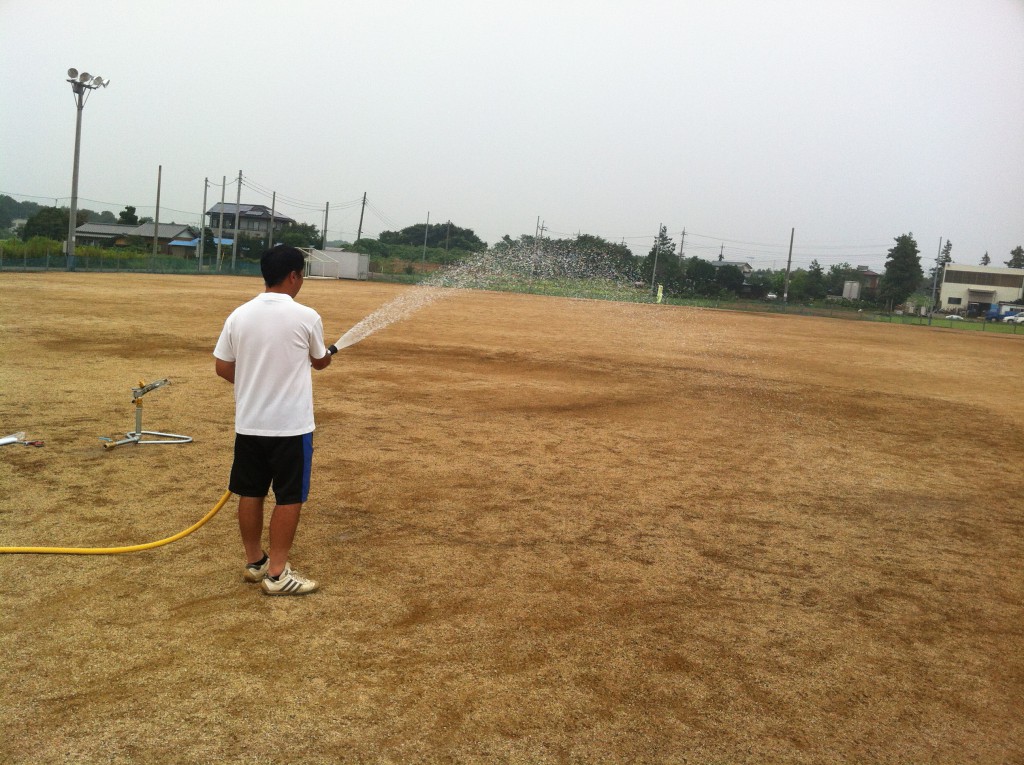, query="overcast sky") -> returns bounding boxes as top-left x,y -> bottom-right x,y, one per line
2,0 -> 1022,271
